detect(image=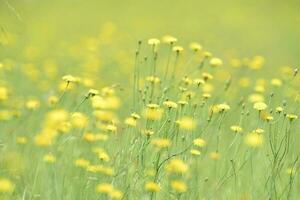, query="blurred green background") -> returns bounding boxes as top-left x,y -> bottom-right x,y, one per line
1,0 -> 300,68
